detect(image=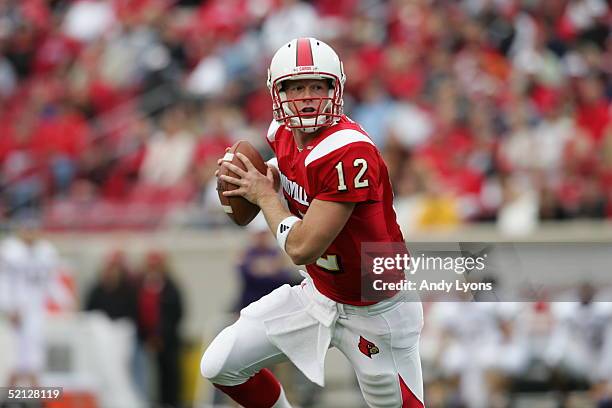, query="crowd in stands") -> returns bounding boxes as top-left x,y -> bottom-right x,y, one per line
0,0 -> 610,231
